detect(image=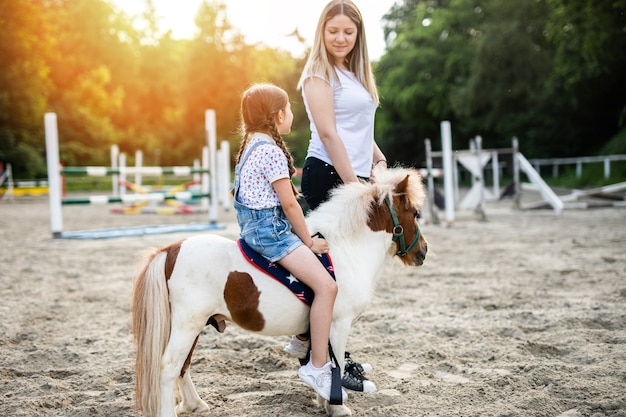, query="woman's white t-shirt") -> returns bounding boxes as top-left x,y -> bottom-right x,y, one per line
302,67 -> 377,178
